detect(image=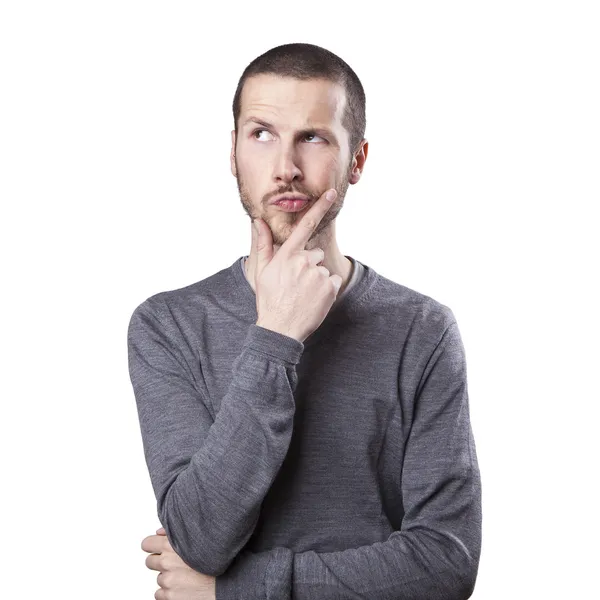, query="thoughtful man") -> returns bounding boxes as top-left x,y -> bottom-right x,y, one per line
128,42 -> 482,600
